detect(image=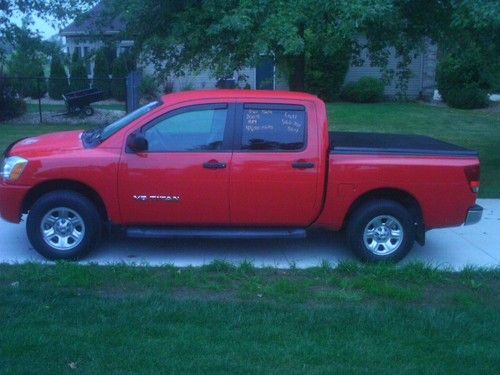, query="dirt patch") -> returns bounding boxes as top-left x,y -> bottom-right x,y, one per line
7,108 -> 126,126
